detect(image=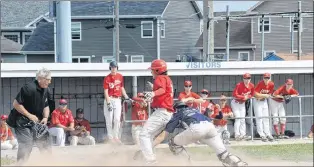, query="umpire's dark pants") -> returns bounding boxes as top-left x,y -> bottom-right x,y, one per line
14,117 -> 52,164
